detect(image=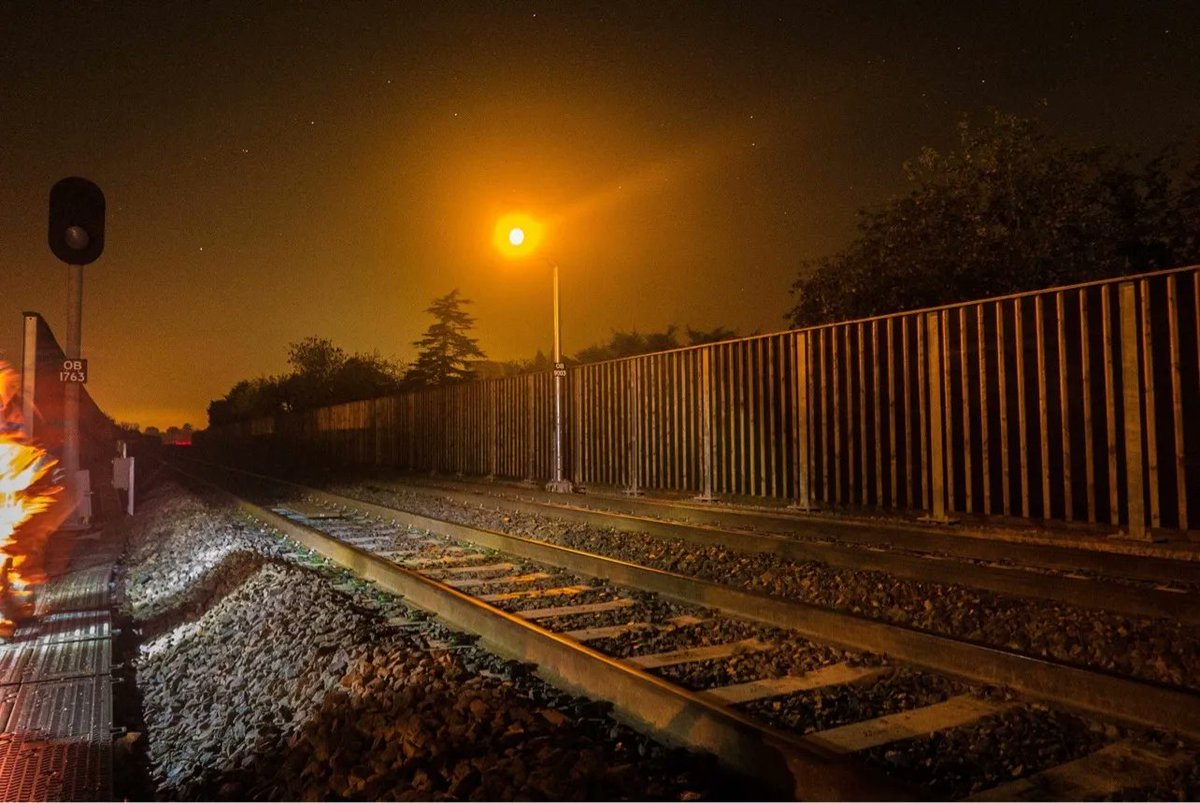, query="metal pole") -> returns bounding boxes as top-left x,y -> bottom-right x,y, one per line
64,263 -> 85,527
695,348 -> 714,501
20,314 -> 38,440
920,311 -> 955,523
546,260 -> 572,492
1118,281 -> 1148,539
